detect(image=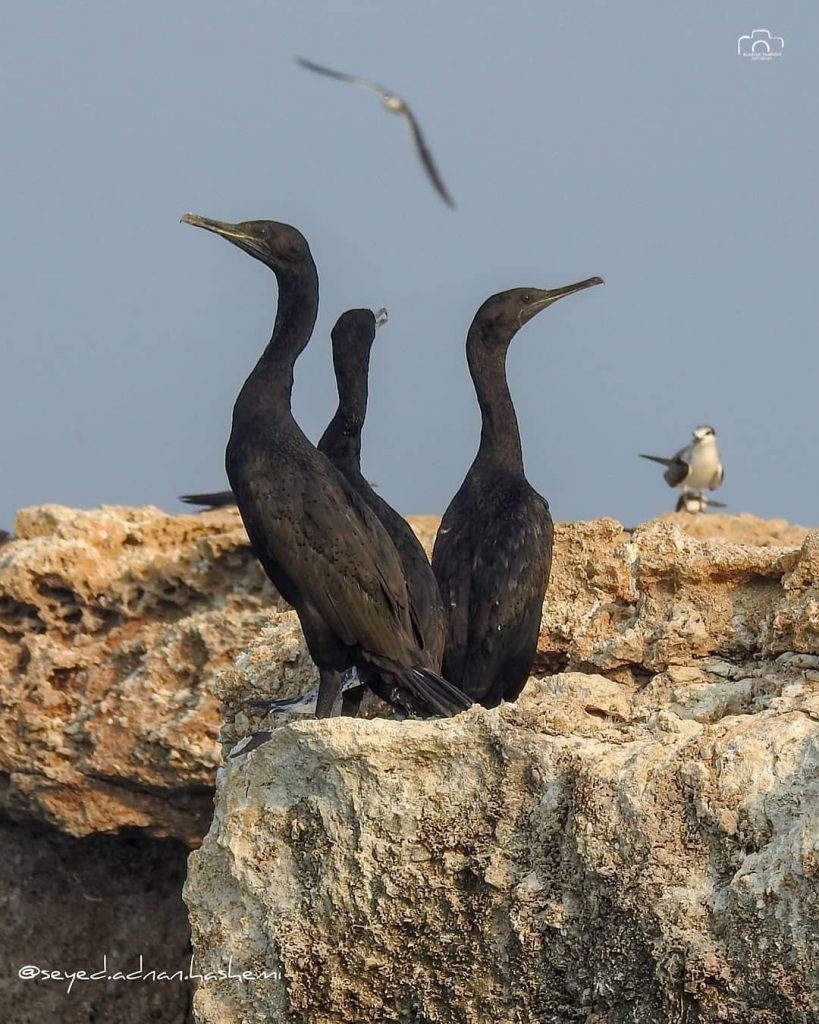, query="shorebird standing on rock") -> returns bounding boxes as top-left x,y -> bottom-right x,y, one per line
675,493 -> 727,514
640,425 -> 724,501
